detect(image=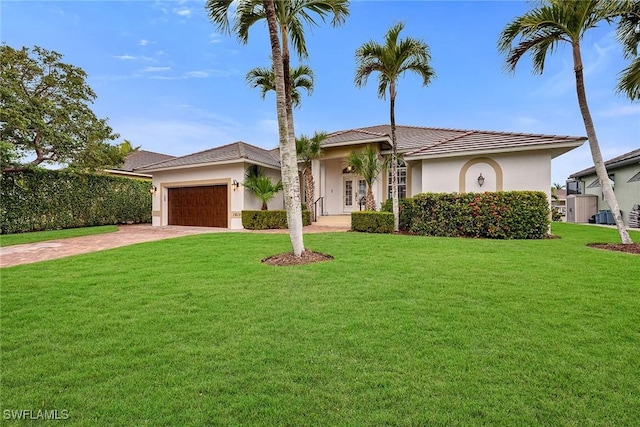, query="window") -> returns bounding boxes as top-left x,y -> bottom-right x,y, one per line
566,180 -> 581,195
387,160 -> 407,199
